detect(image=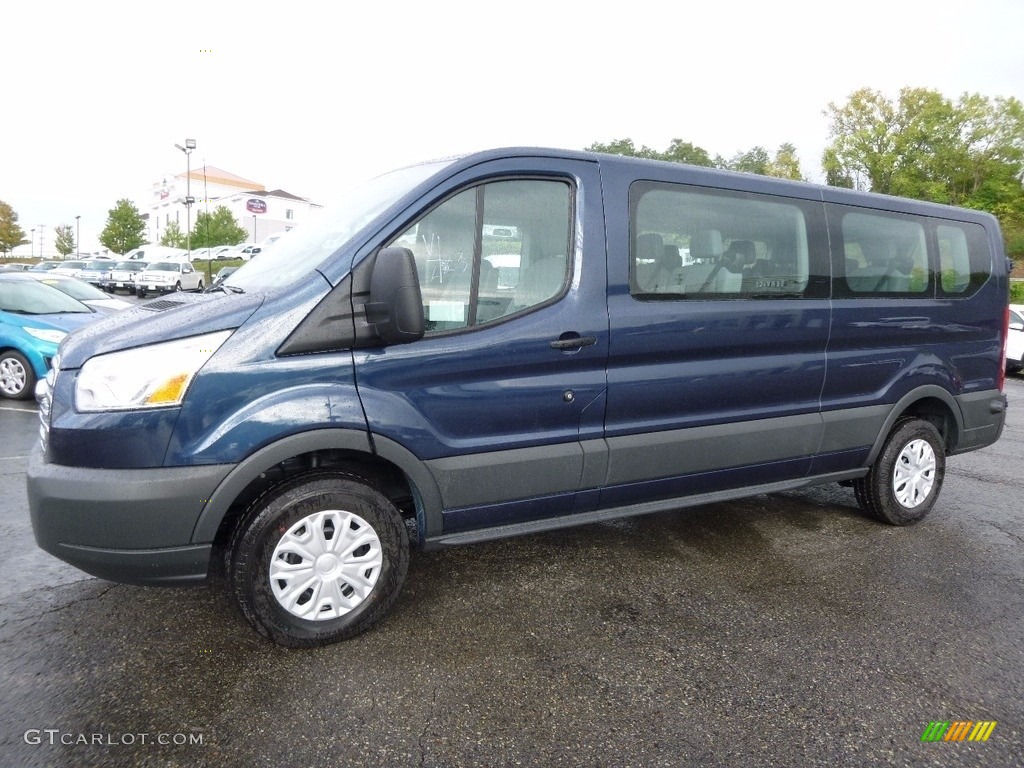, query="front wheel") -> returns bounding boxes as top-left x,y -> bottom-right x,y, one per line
229,472 -> 410,648
853,418 -> 945,525
196,280 -> 203,291
0,350 -> 36,400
